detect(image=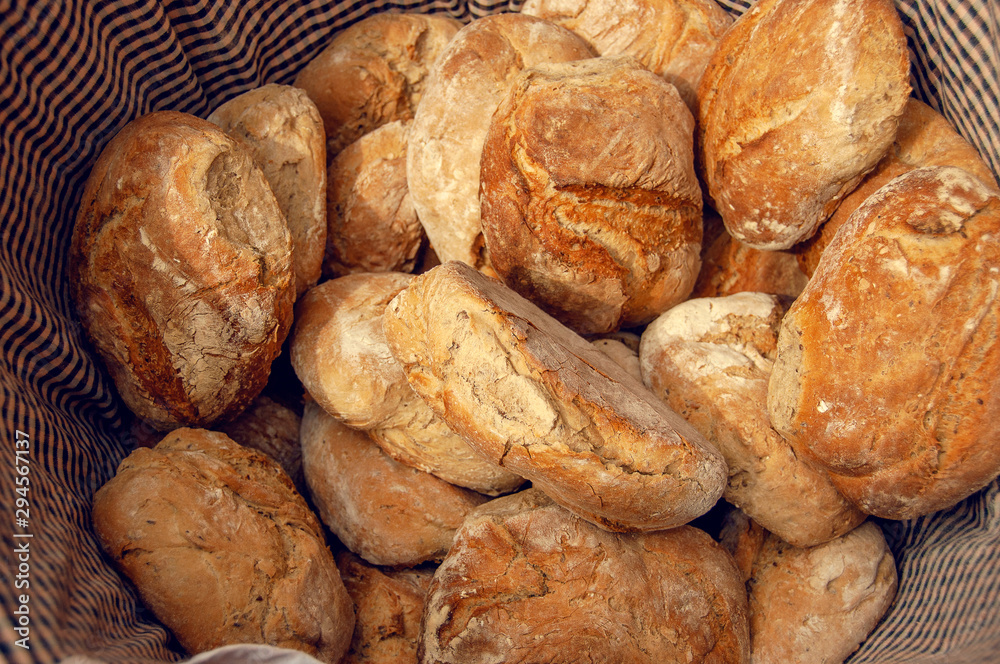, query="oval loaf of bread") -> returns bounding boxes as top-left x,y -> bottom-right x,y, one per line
383,261 -> 727,532
768,166 -> 1000,519
69,111 -> 294,430
697,0 -> 910,250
